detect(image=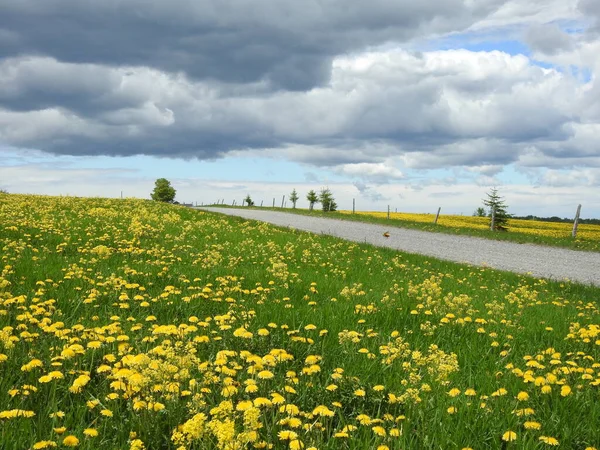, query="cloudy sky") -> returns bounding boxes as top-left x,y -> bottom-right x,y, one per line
1,0 -> 599,217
